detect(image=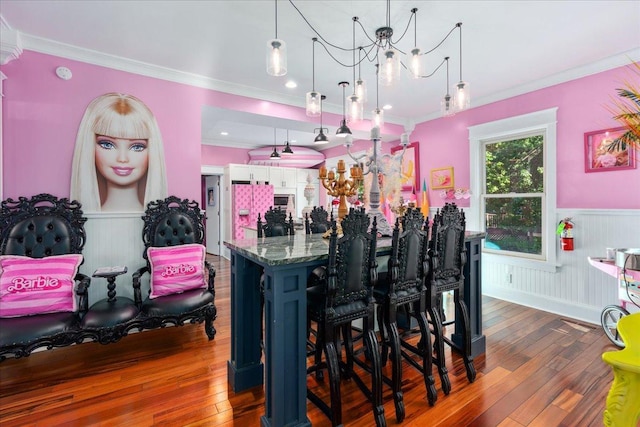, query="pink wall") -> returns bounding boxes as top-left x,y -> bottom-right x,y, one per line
2,51 -> 638,210
413,65 -> 639,209
201,145 -> 248,166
